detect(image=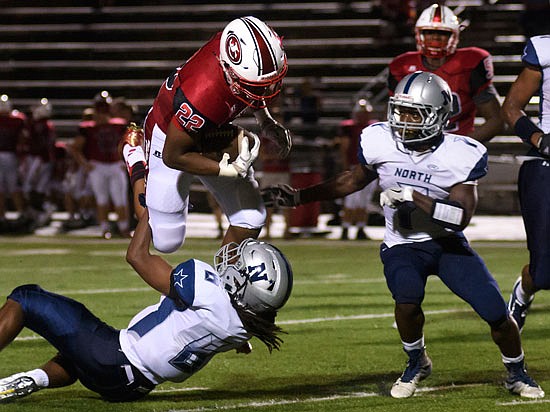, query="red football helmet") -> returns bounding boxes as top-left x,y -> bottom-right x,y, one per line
219,16 -> 288,109
415,4 -> 461,59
